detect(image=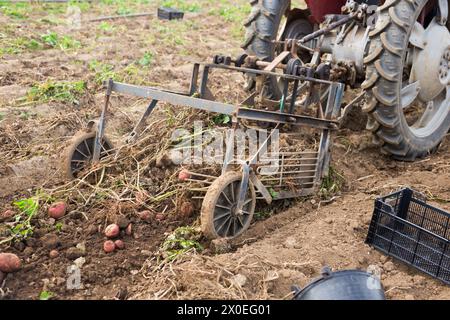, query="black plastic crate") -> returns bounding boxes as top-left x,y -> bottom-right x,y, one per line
366,188 -> 450,284
158,7 -> 184,20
